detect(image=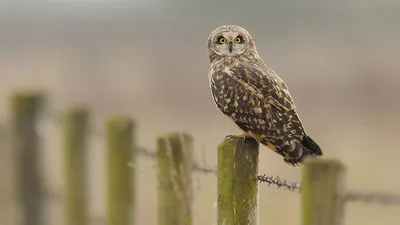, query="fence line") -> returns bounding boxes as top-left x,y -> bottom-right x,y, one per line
2,91 -> 400,225
4,105 -> 400,208
135,144 -> 400,207
30,108 -> 400,207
